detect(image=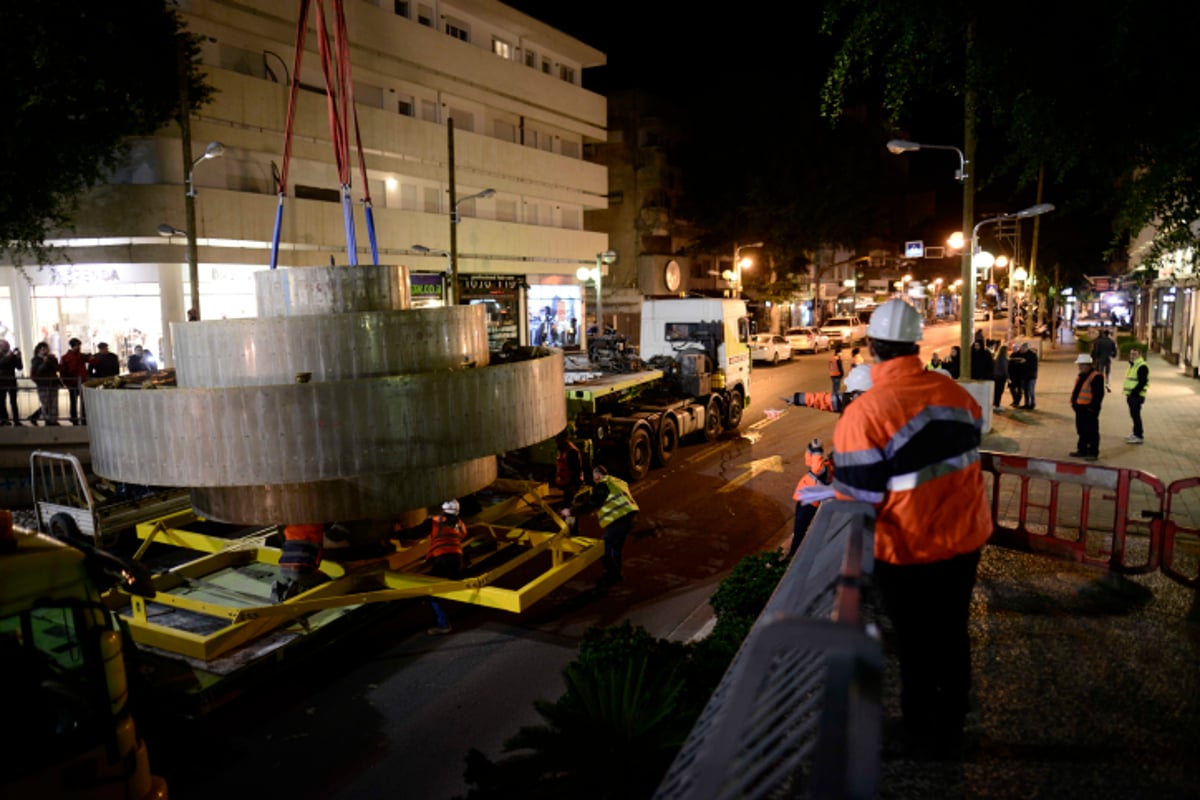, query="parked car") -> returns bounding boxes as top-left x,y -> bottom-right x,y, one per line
784,326 -> 831,354
819,315 -> 868,346
749,333 -> 793,365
